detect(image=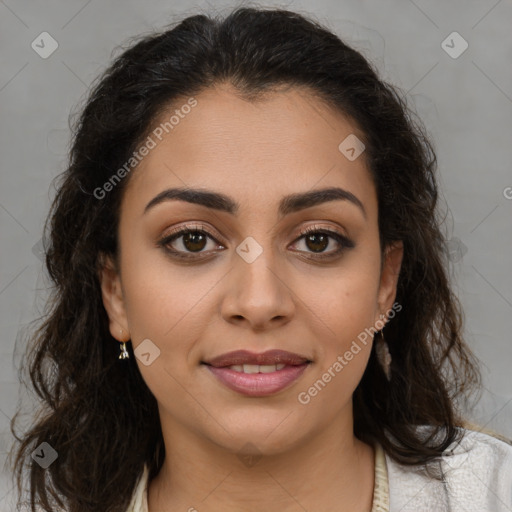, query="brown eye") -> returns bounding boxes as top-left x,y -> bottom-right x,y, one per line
158,225 -> 223,259
158,224 -> 354,262
304,232 -> 329,253
290,226 -> 355,260
180,231 -> 208,252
